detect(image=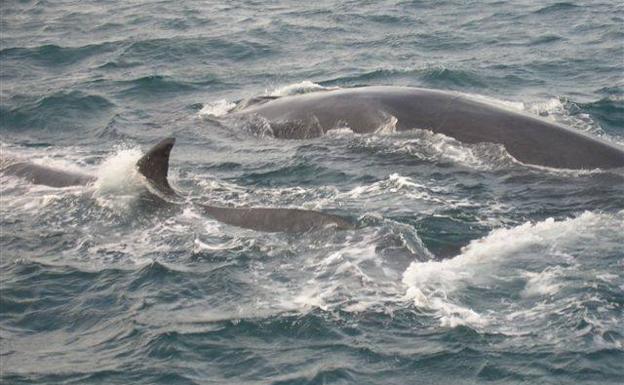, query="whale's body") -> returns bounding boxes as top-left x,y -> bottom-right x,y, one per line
1,139 -> 350,233
231,86 -> 624,169
1,161 -> 95,187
